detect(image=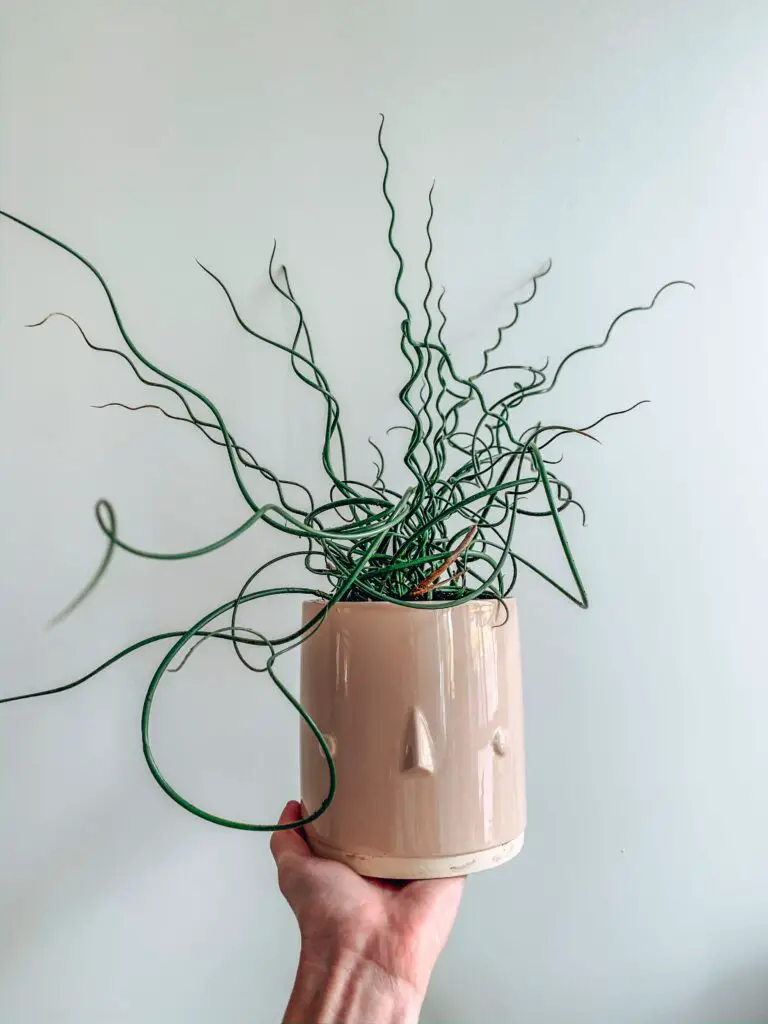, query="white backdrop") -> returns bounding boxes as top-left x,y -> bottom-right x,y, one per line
1,2 -> 767,1021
